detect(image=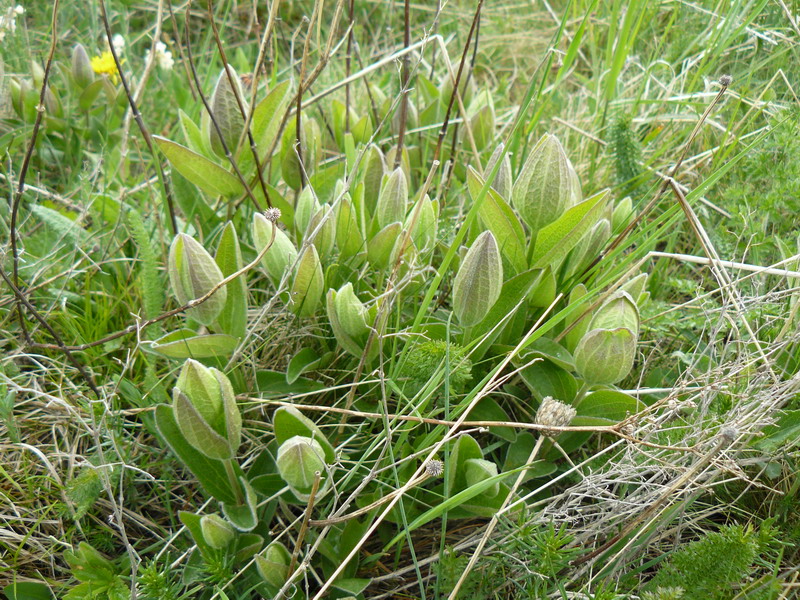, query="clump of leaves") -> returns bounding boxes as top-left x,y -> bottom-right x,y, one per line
713,116 -> 800,264
137,561 -> 180,600
397,339 -> 473,399
65,468 -> 104,520
437,521 -> 583,598
645,523 -> 780,600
